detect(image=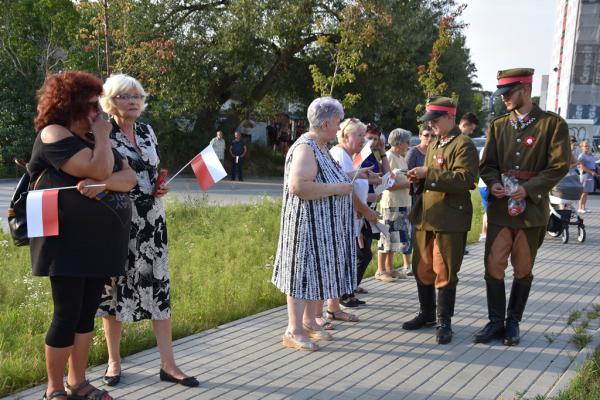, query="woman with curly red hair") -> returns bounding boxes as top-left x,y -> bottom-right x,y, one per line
28,71 -> 136,400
